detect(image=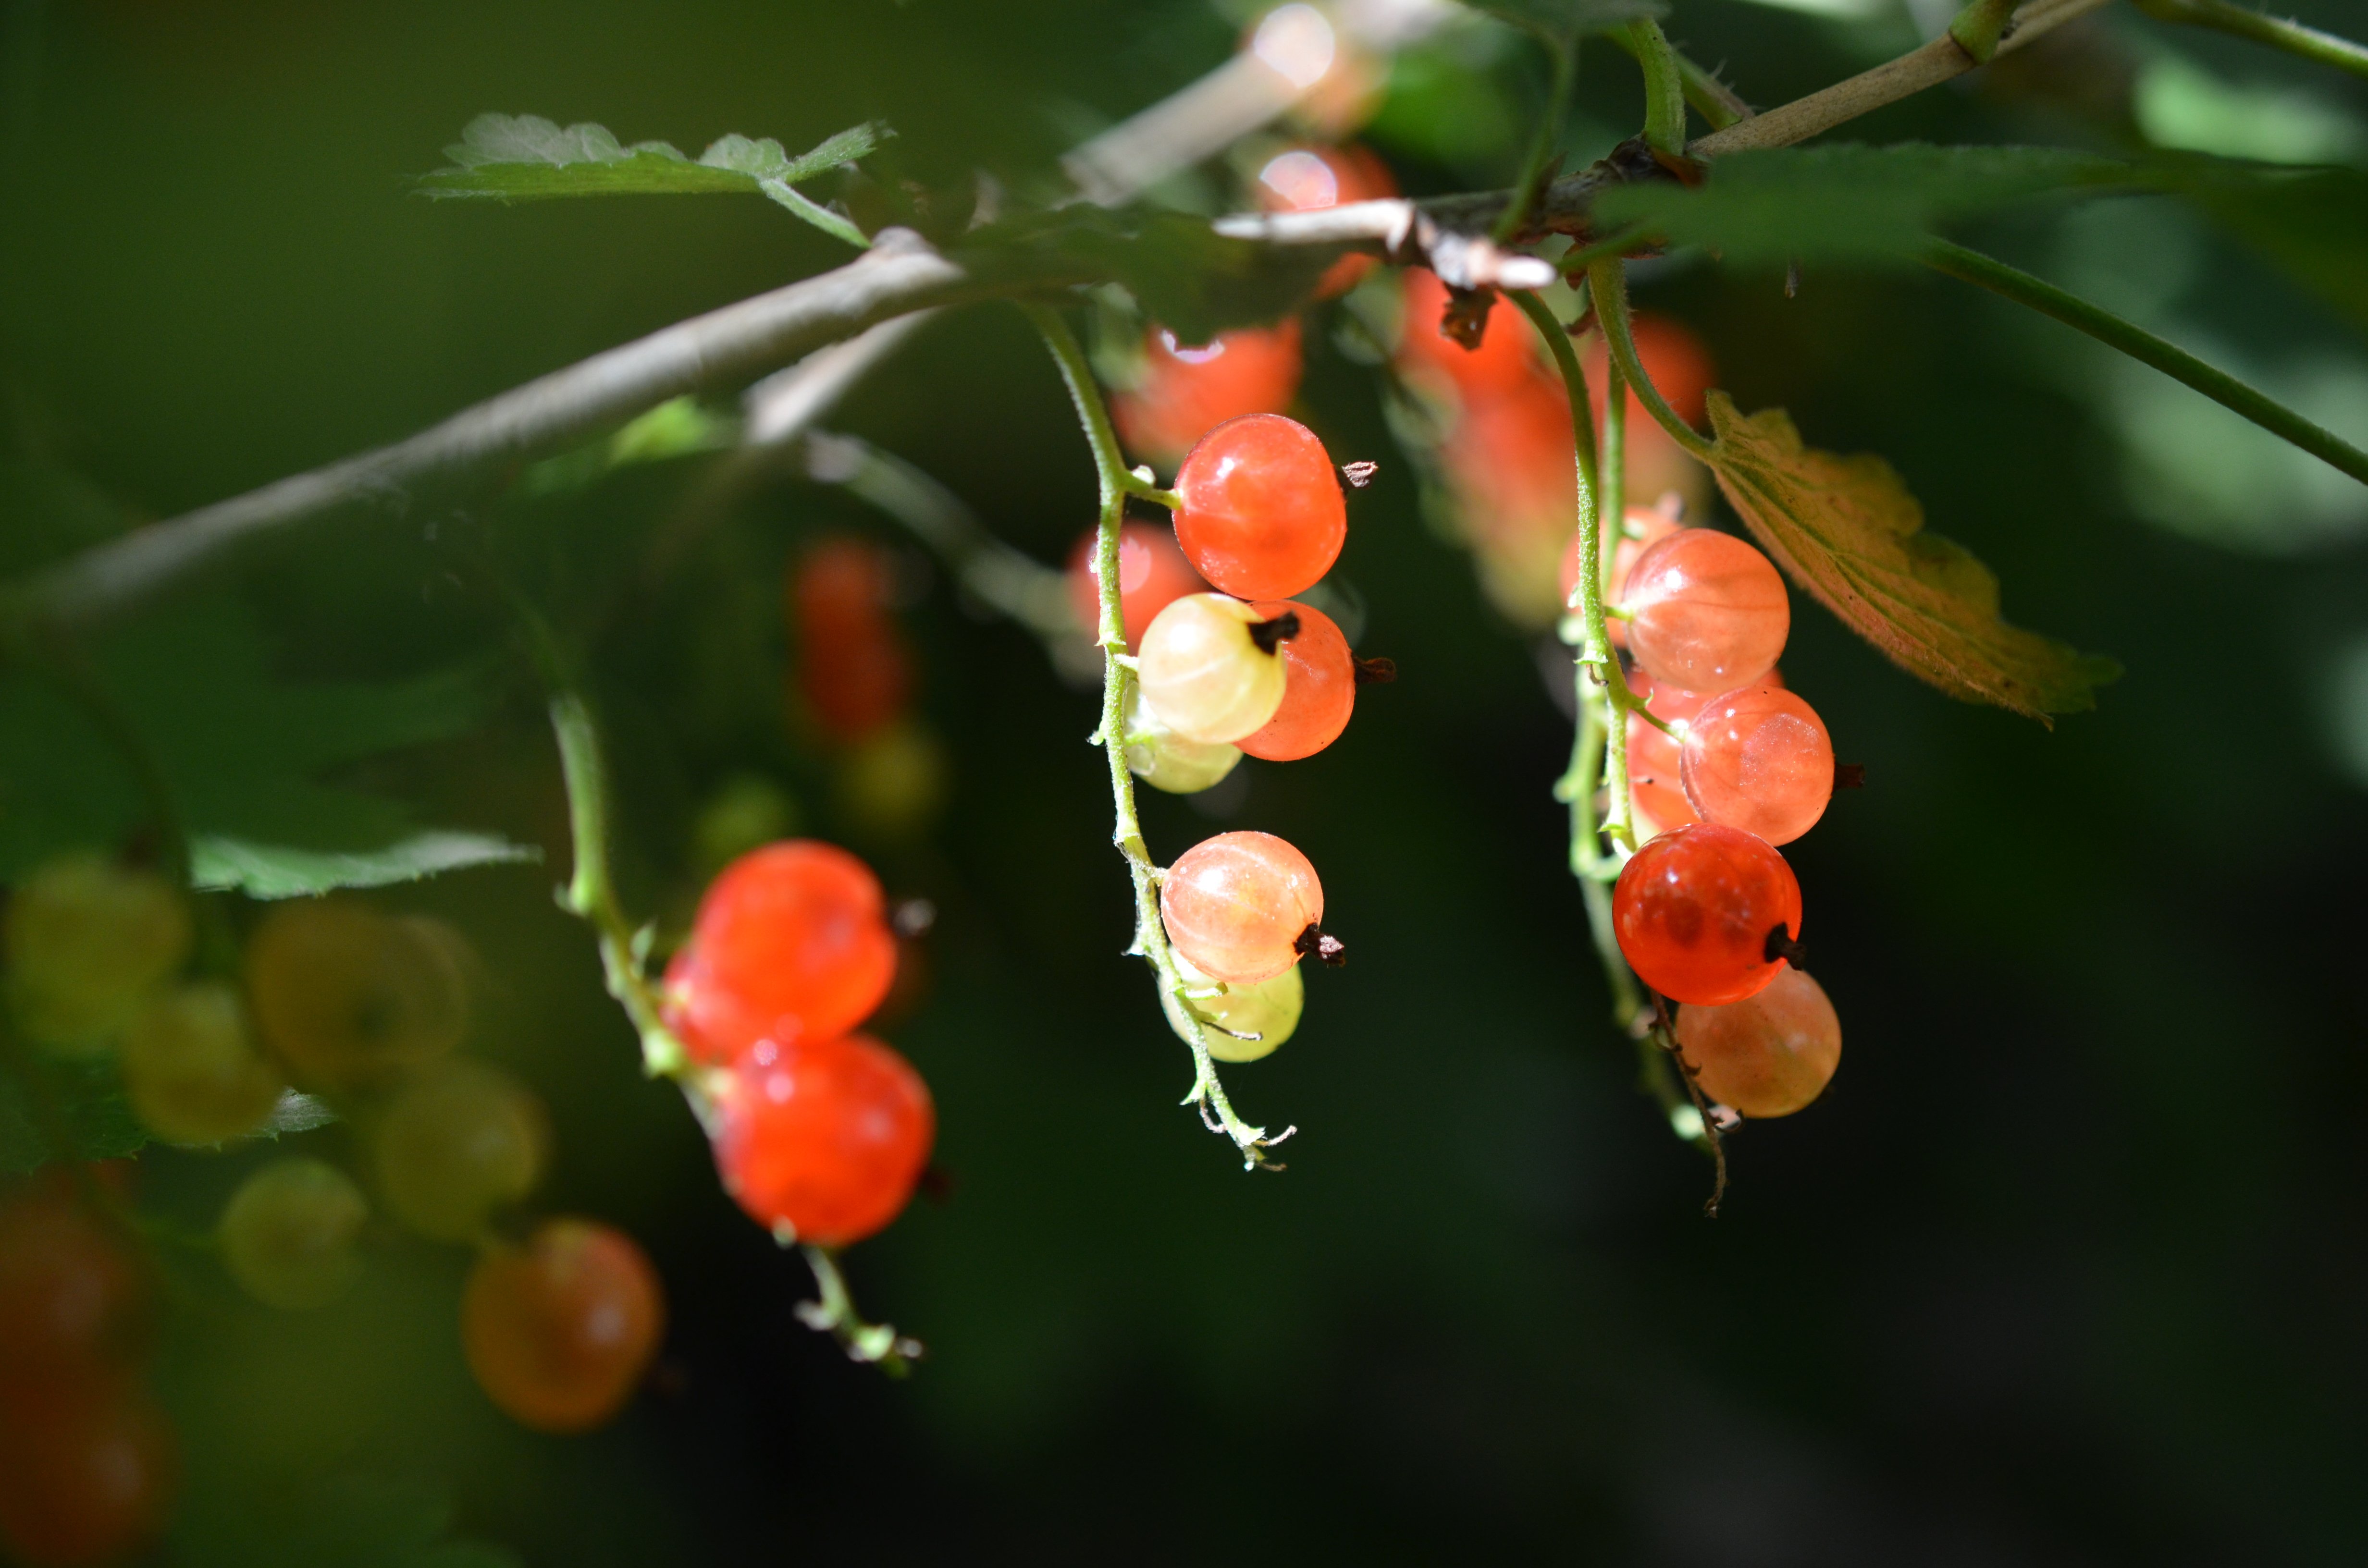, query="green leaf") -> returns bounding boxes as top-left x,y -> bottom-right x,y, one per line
960,207 -> 1335,345
413,113 -> 890,245
1593,143 -> 2134,266
262,1089 -> 337,1137
1703,392 -> 2119,721
192,831 -> 539,900
1466,0 -> 1666,37
2182,162 -> 2368,336
0,602 -> 526,888
0,1059 -> 148,1176
520,394 -> 739,496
